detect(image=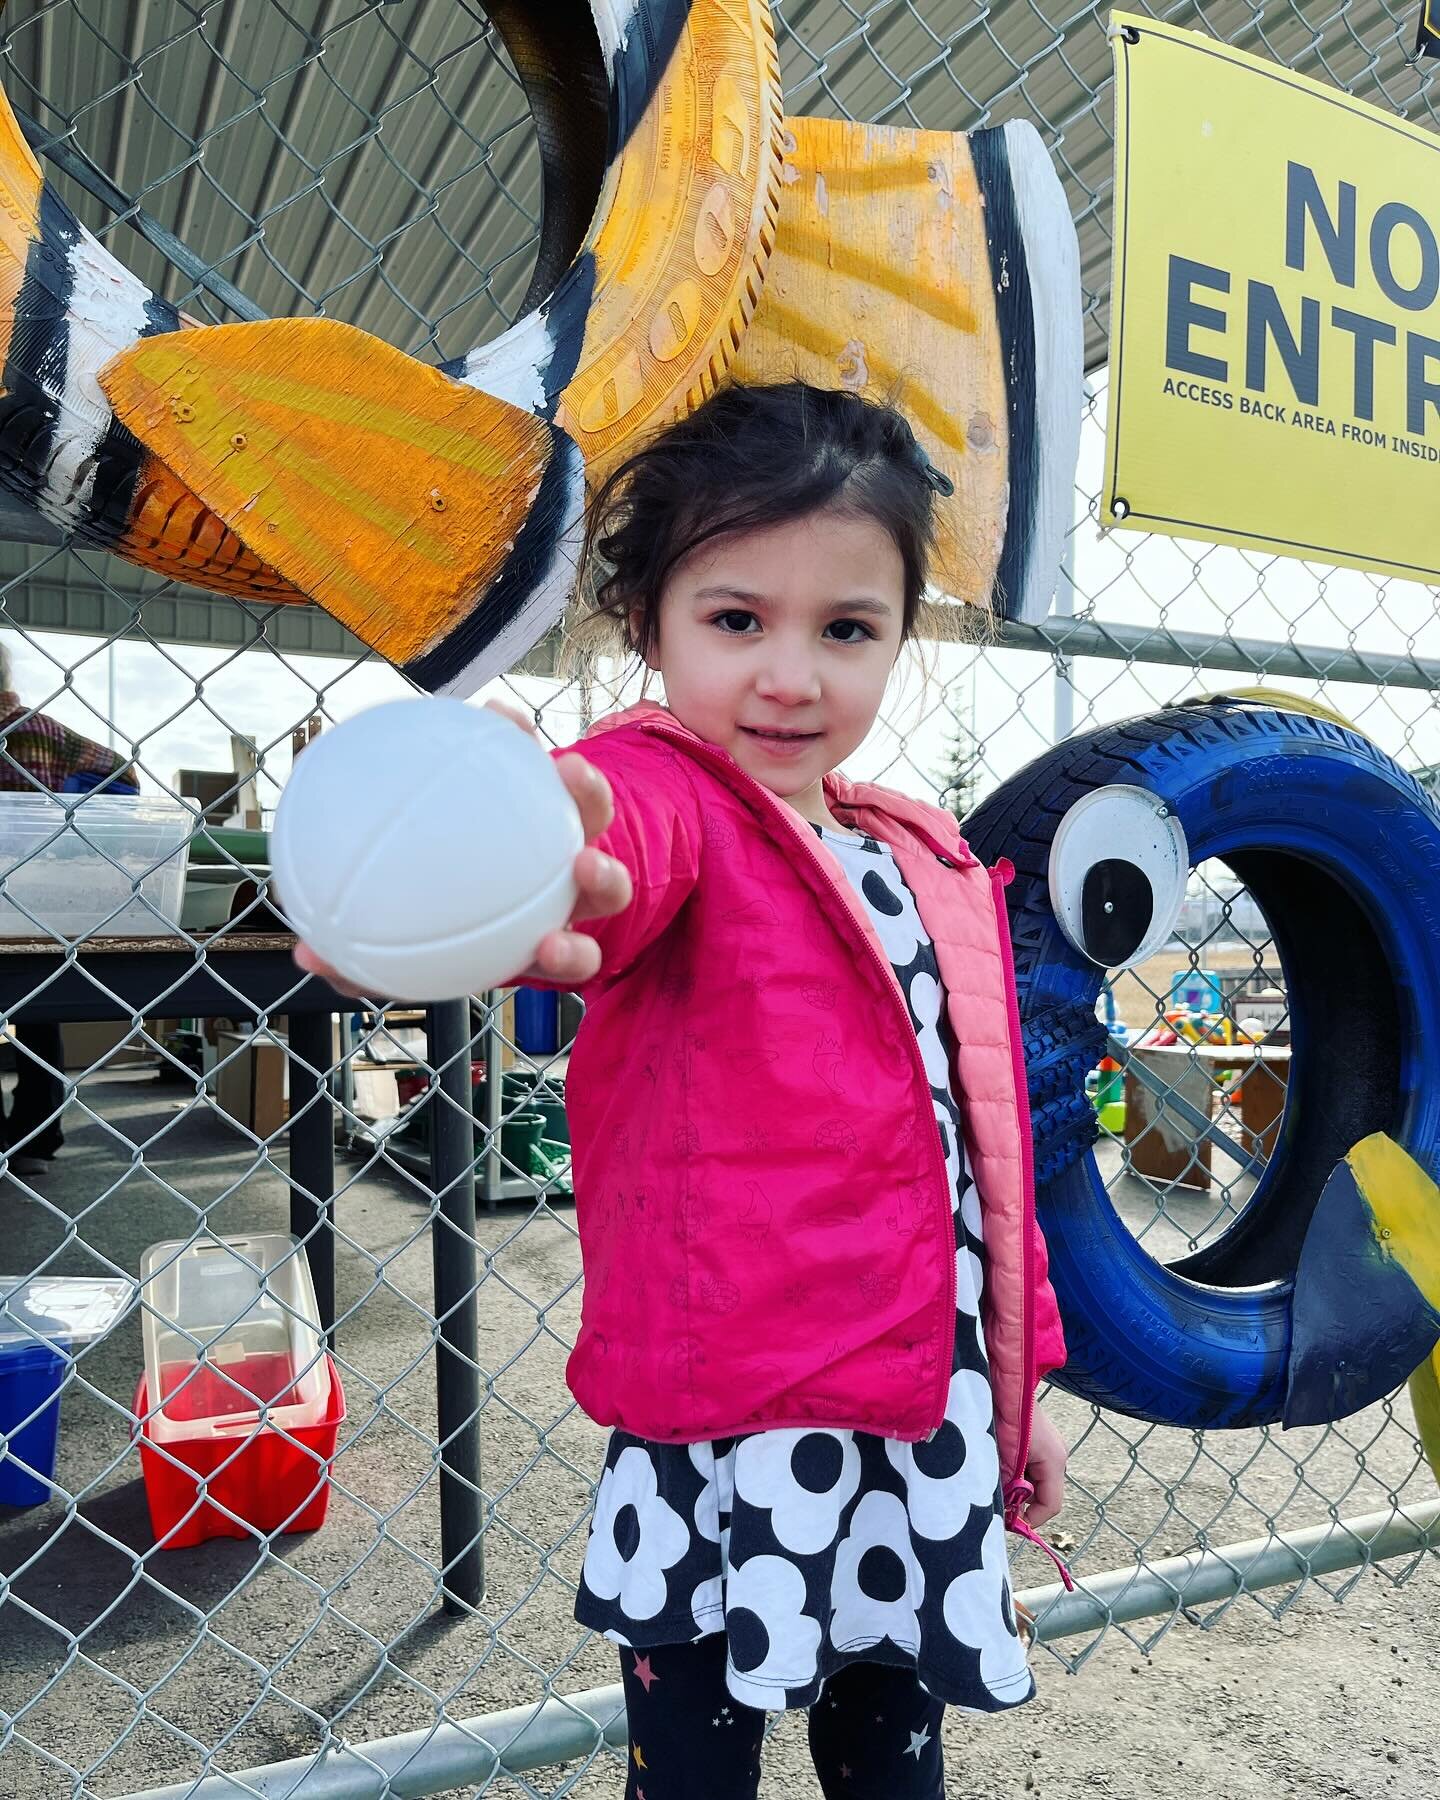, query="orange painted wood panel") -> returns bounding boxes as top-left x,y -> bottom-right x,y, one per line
101,317 -> 559,665
119,457 -> 308,602
0,95 -> 40,382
